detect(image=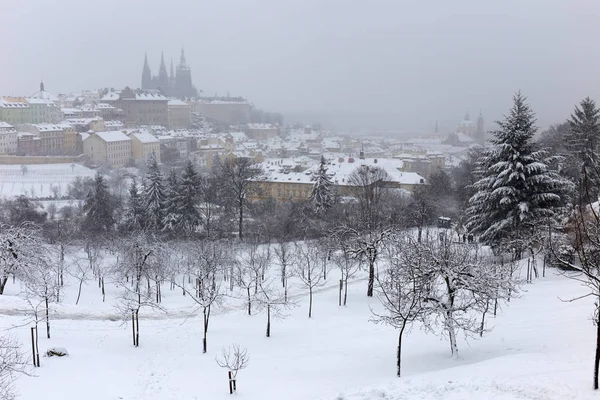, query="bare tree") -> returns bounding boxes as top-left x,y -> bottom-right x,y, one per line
236,242 -> 270,316
69,254 -> 94,305
113,233 -> 163,347
273,240 -> 296,302
0,224 -> 39,296
176,240 -> 228,353
219,157 -> 263,240
373,234 -> 428,376
255,262 -> 297,337
552,186 -> 600,389
215,344 -> 249,394
0,334 -> 28,400
331,237 -> 360,306
20,249 -> 58,339
416,234 -> 519,358
295,241 -> 325,318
